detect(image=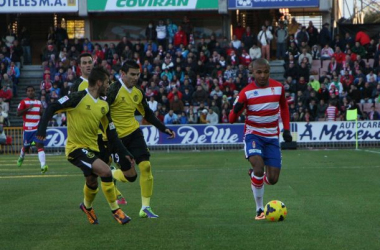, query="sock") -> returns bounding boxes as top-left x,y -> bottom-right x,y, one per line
139,161 -> 153,207
142,197 -> 150,209
112,169 -> 129,183
38,148 -> 46,167
250,172 -> 264,212
264,173 -> 272,185
83,183 -> 99,209
20,147 -> 25,158
101,181 -> 119,211
115,186 -> 122,198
